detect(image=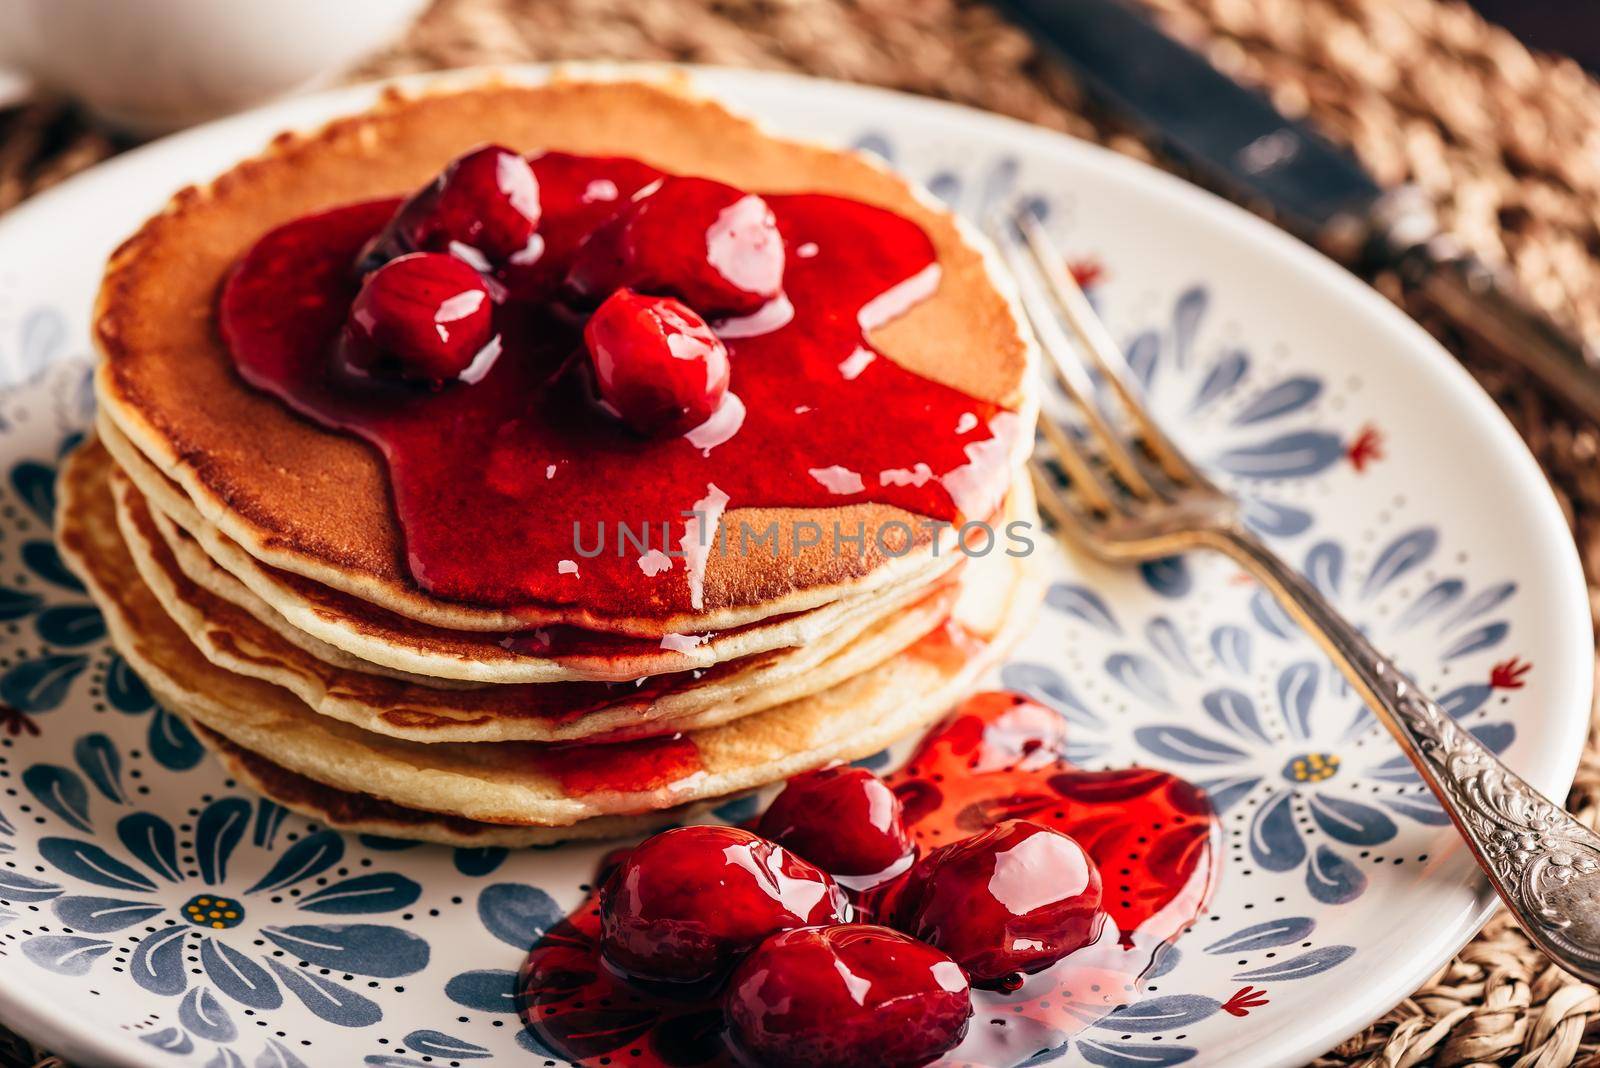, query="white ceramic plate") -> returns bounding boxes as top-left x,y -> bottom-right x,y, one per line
0,65 -> 1586,1068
